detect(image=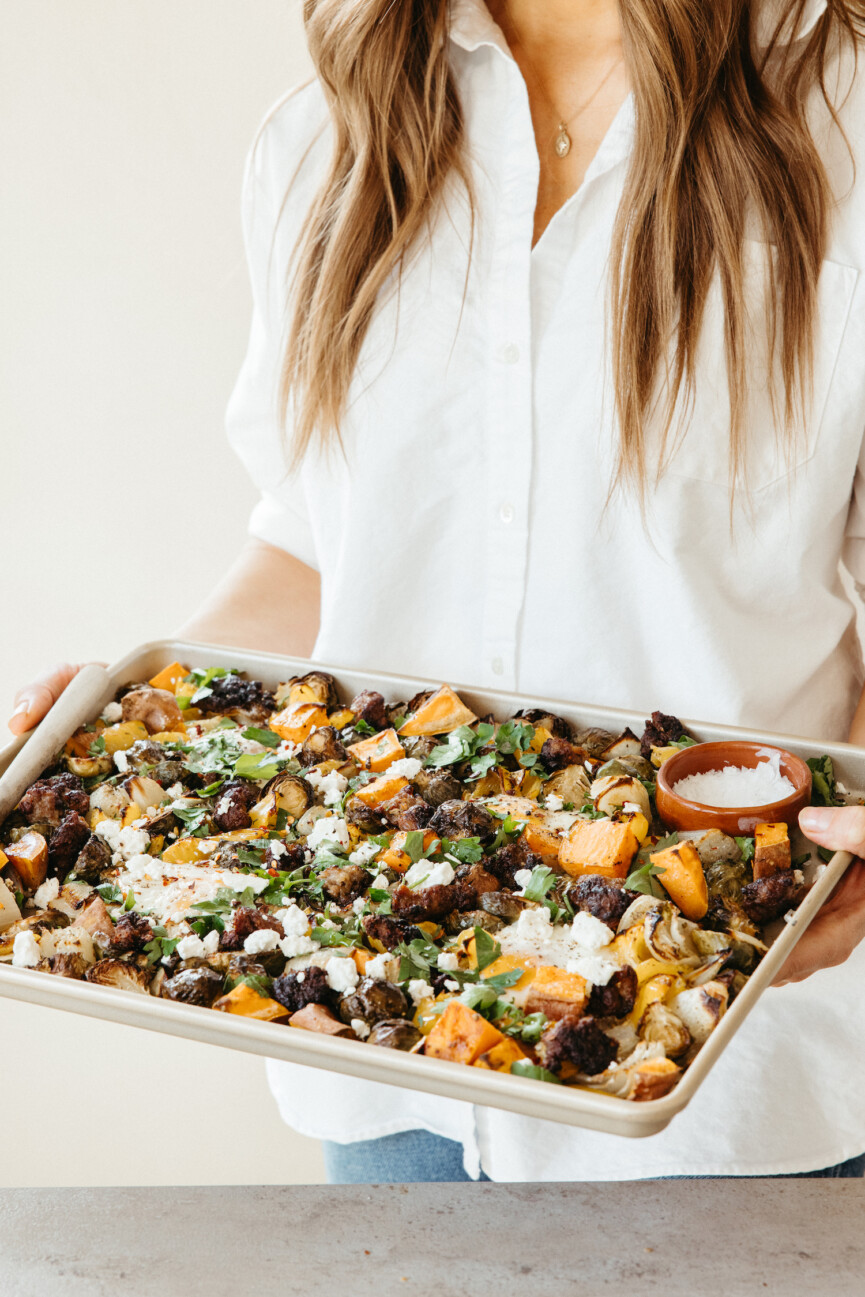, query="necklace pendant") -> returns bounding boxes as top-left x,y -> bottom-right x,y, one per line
554,124 -> 571,158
